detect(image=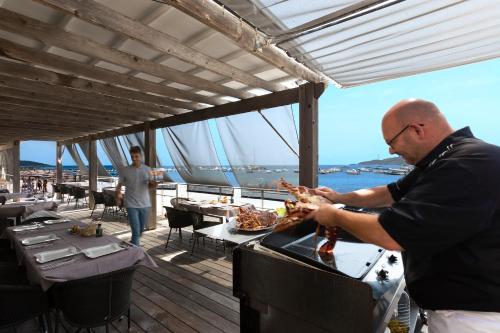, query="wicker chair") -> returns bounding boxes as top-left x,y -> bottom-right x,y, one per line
164,206 -> 195,248
0,196 -> 6,206
59,184 -> 69,203
101,192 -> 118,219
0,274 -> 50,332
89,191 -> 105,219
53,266 -> 137,333
72,187 -> 87,208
